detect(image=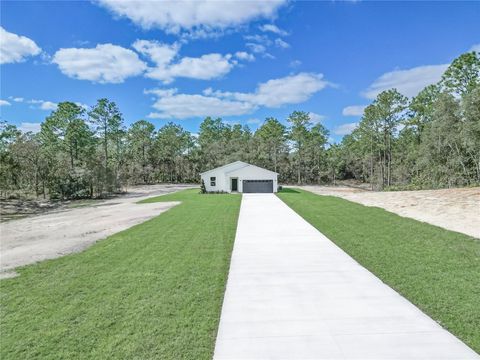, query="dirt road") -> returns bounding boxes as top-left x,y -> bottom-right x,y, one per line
0,185 -> 195,278
298,186 -> 480,239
